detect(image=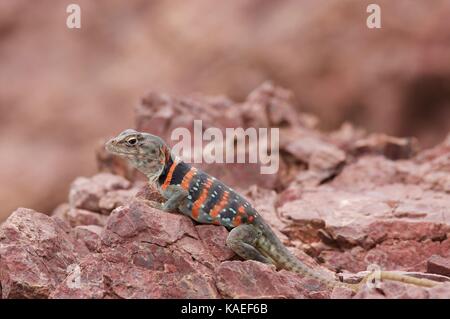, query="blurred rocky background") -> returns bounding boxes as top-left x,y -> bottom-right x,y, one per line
1,0 -> 450,221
